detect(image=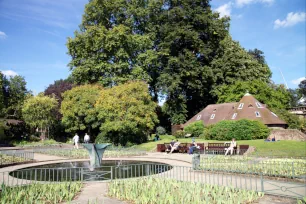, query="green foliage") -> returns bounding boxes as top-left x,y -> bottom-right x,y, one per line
12,139 -> 58,147
207,119 -> 270,140
95,81 -> 158,146
213,80 -> 290,110
22,94 -> 58,130
3,121 -> 30,141
4,75 -> 29,119
288,88 -> 302,107
271,108 -> 304,130
0,120 -> 6,141
0,182 -> 82,203
61,84 -> 102,133
66,0 -> 234,124
108,177 -> 264,203
299,79 -> 306,96
200,156 -> 306,178
211,36 -> 271,88
156,126 -> 166,135
184,121 -> 205,137
200,124 -> 215,140
174,130 -> 185,138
